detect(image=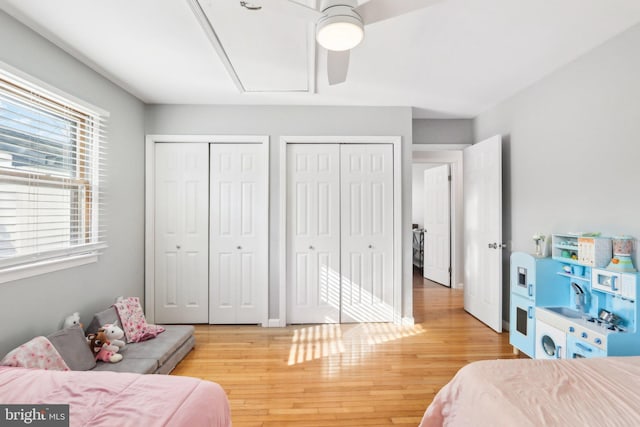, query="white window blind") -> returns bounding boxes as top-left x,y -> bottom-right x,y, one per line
0,69 -> 107,271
